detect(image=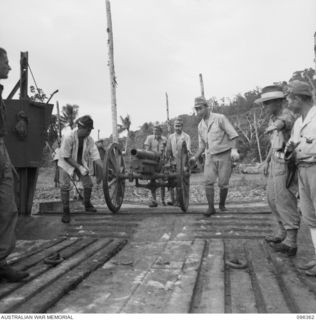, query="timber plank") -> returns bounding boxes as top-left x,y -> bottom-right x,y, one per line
192,221 -> 272,228
0,238 -> 96,299
15,238 -> 79,270
0,238 -> 112,313
49,241 -> 168,313
191,239 -> 225,313
245,241 -> 290,313
13,239 -> 127,313
121,240 -> 205,313
164,239 -> 206,313
152,240 -> 198,269
65,232 -> 130,238
196,233 -> 271,239
8,238 -> 66,264
71,221 -> 139,227
225,240 -> 257,313
121,269 -> 179,313
263,242 -> 316,313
